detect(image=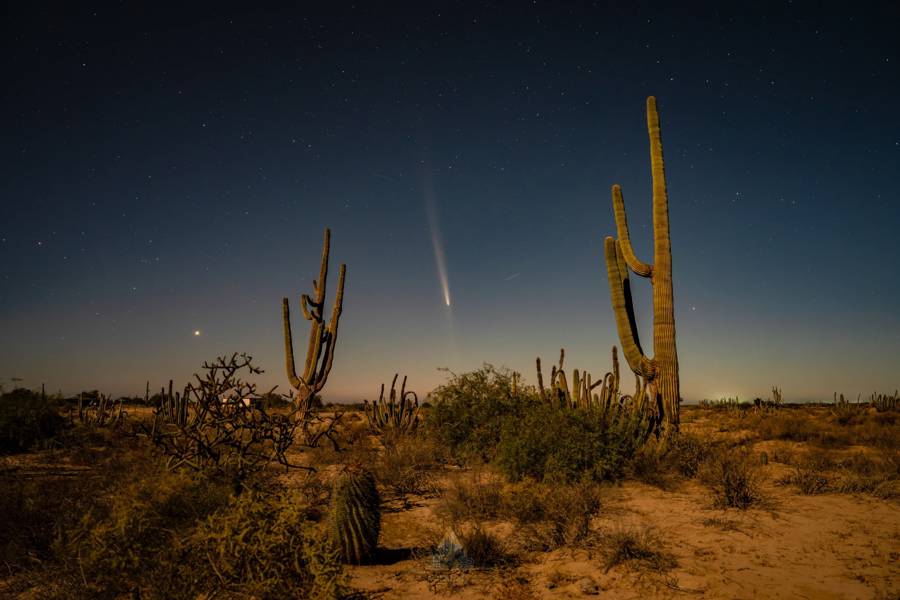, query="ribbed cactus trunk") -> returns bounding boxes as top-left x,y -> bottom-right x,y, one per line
282,228 -> 346,417
604,96 -> 680,436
